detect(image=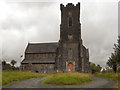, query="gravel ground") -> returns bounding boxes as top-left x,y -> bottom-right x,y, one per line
6,77 -> 117,88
